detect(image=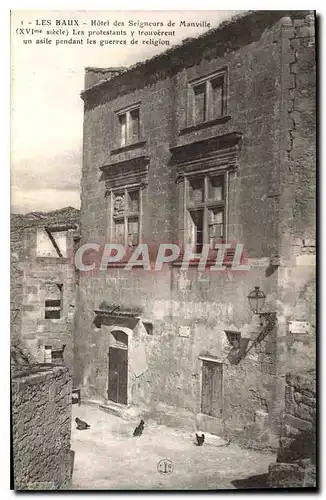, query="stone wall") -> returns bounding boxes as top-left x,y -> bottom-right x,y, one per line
11,207 -> 79,372
11,364 -> 73,490
268,369 -> 316,488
